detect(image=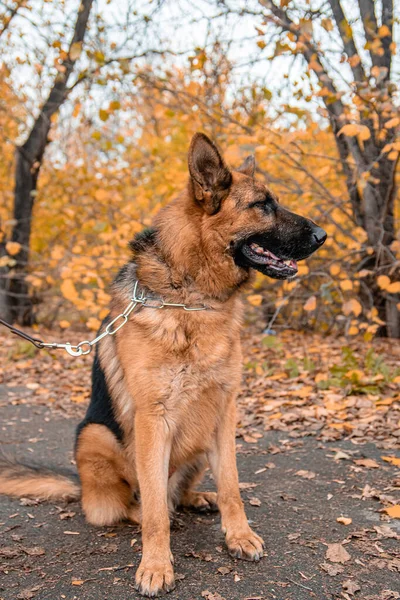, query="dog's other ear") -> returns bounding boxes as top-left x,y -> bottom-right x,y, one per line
188,132 -> 232,215
237,155 -> 255,178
